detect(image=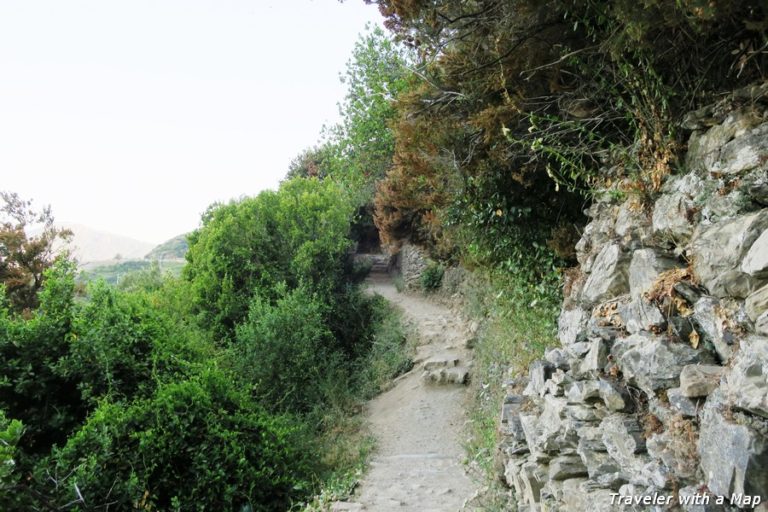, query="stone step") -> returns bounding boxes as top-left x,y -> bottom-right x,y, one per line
331,501 -> 364,511
422,366 -> 470,385
422,355 -> 460,371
